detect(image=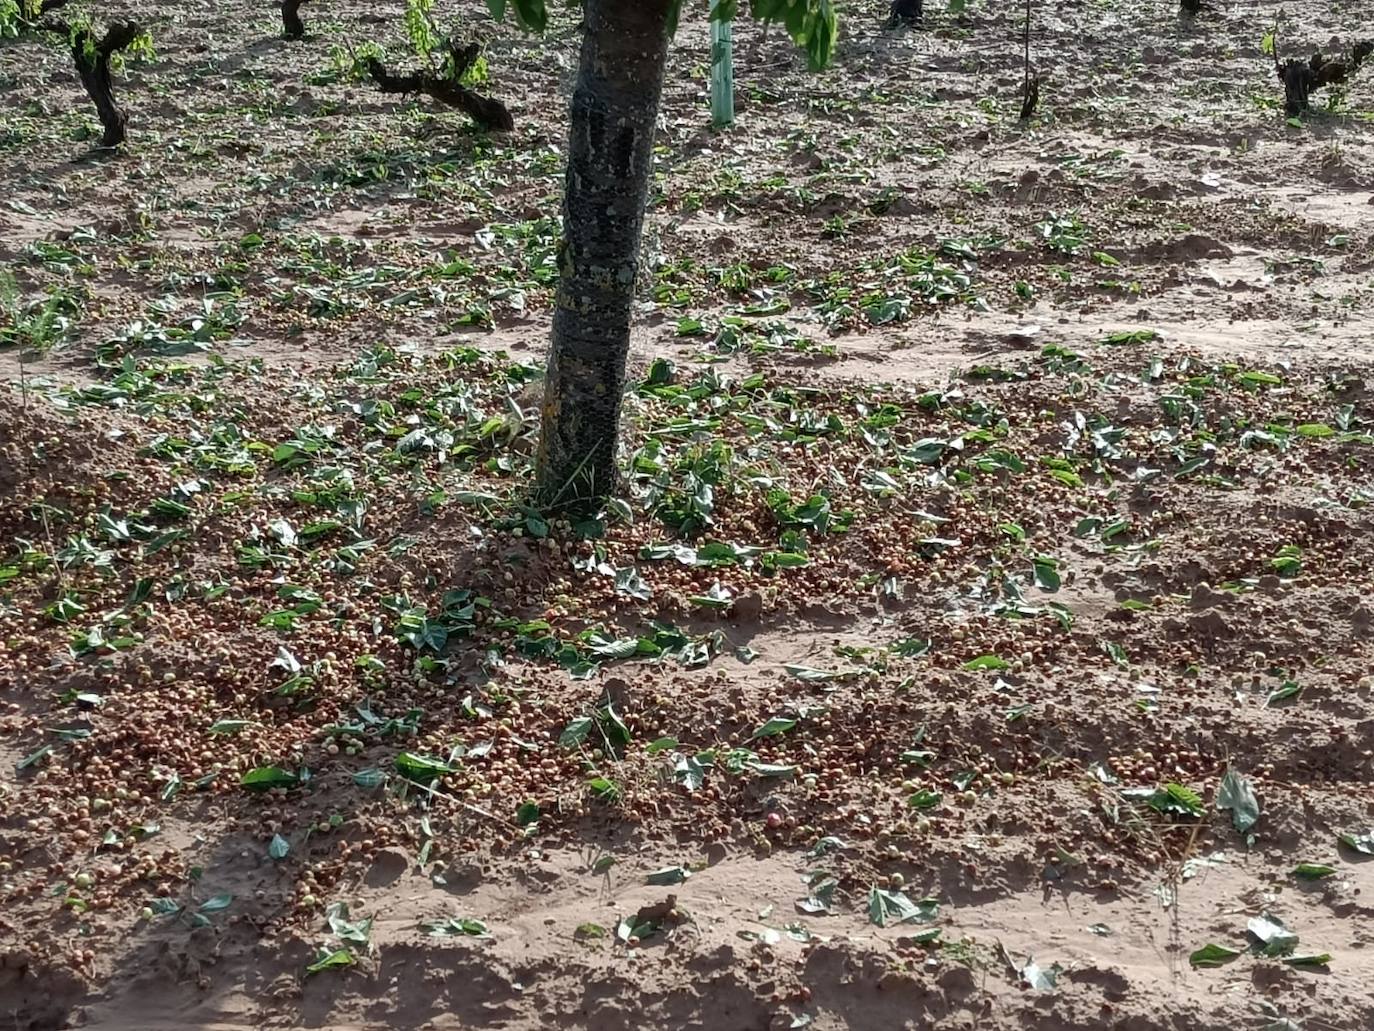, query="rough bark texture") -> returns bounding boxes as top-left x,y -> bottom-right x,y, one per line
1273,37 -> 1373,116
534,0 -> 673,510
1019,76 -> 1040,120
885,0 -> 923,28
1278,57 -> 1316,115
1018,0 -> 1037,120
282,0 -> 306,40
364,42 -> 514,132
44,20 -> 141,148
